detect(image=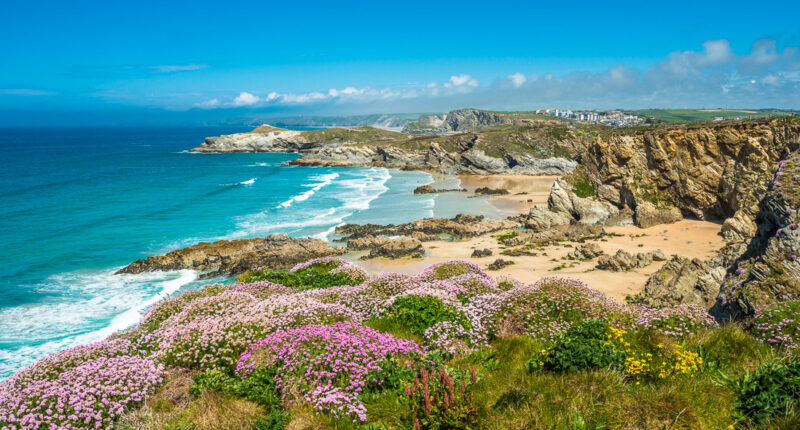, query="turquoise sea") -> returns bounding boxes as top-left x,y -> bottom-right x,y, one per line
0,126 -> 503,379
